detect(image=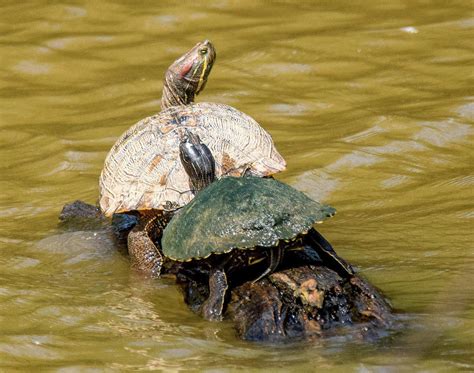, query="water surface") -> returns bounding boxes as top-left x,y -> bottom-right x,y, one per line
1,1 -> 473,371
